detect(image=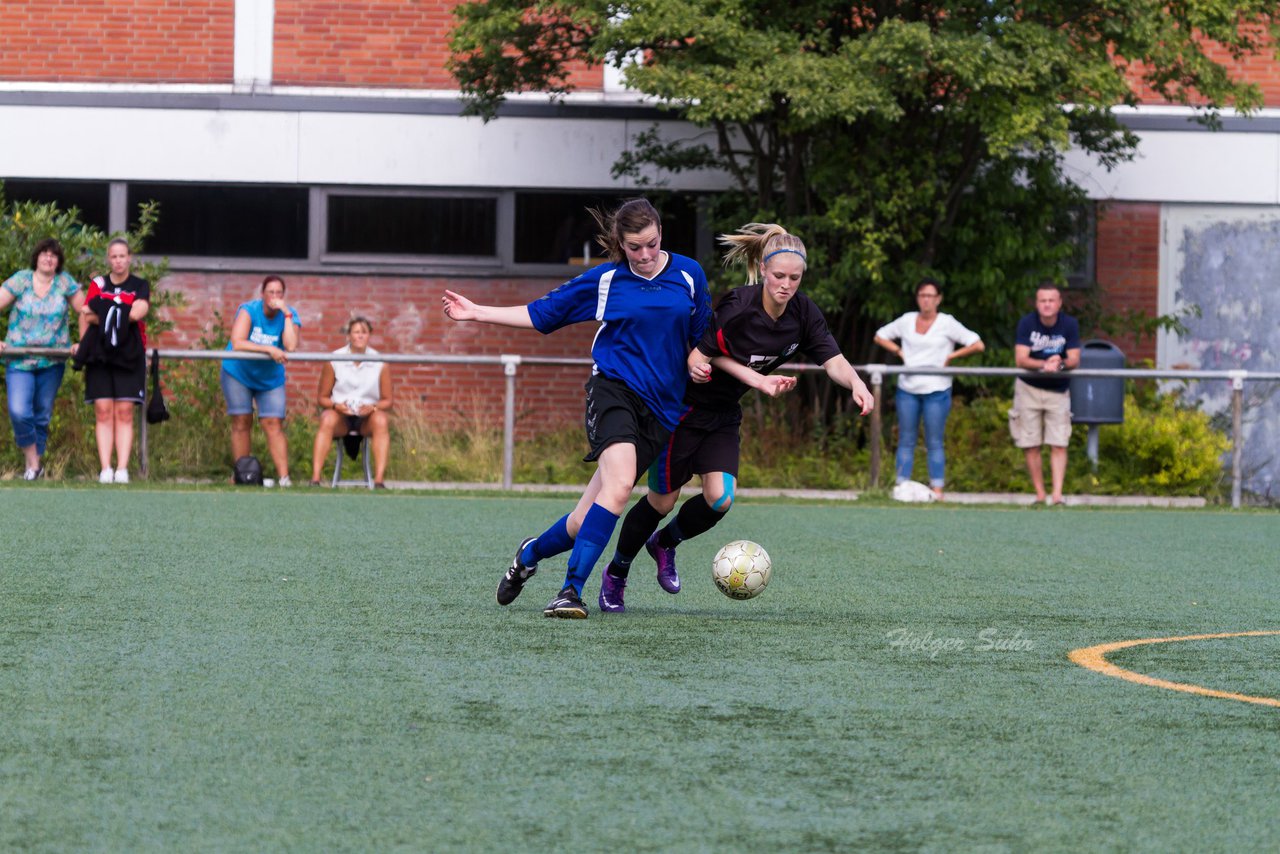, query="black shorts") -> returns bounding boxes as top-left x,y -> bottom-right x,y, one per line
84,359 -> 145,404
582,374 -> 671,474
341,414 -> 369,459
647,406 -> 742,494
